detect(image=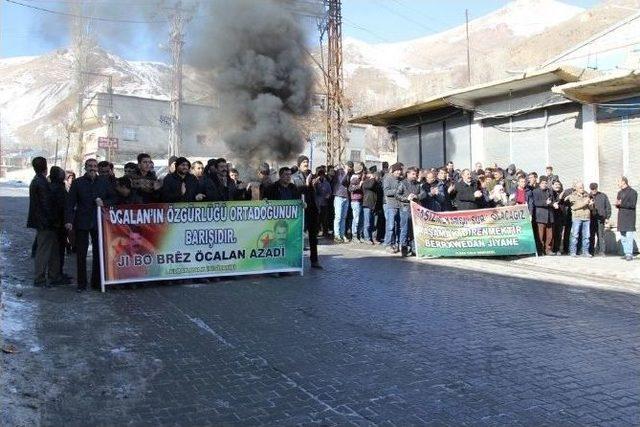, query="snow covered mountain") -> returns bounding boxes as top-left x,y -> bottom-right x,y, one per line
0,0 -> 627,151
0,48 -> 214,148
